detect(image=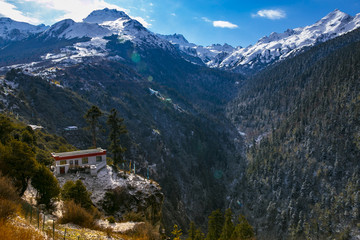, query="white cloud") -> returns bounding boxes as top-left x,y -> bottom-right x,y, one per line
171,13 -> 176,16
213,20 -> 238,29
252,9 -> 286,20
0,0 -> 41,24
20,0 -> 151,27
133,16 -> 151,28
